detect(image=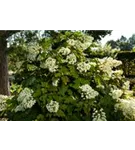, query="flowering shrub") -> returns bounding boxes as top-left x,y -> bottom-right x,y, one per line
0,95 -> 9,121
0,95 -> 8,111
14,88 -> 36,112
3,31 -> 135,121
